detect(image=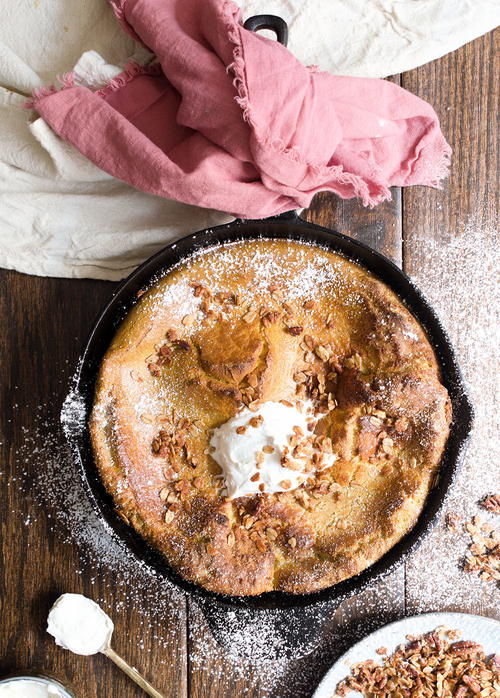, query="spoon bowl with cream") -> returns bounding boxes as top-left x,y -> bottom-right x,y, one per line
47,593 -> 164,698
